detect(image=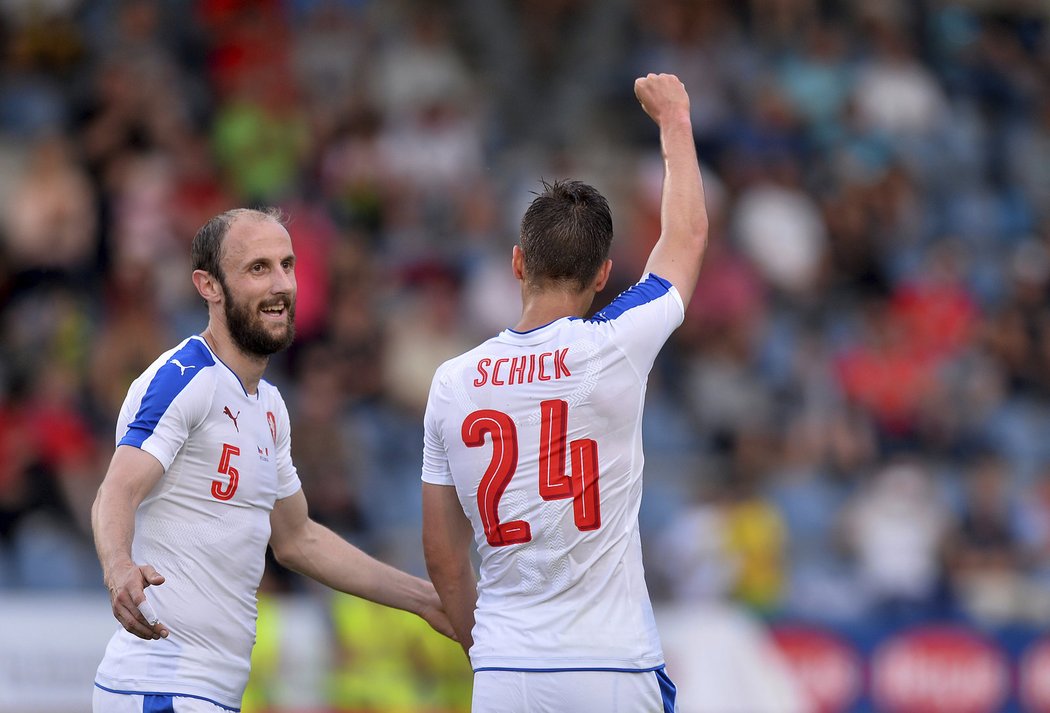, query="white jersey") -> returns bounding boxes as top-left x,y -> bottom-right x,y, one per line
95,335 -> 301,710
422,273 -> 684,671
